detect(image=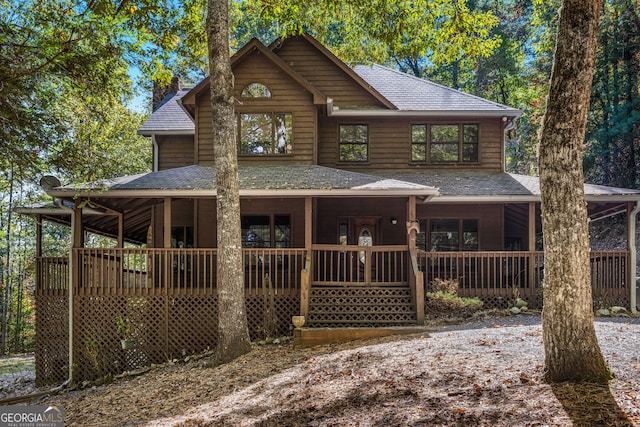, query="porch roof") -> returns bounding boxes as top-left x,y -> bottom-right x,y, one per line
381,171 -> 640,202
47,165 -> 439,198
